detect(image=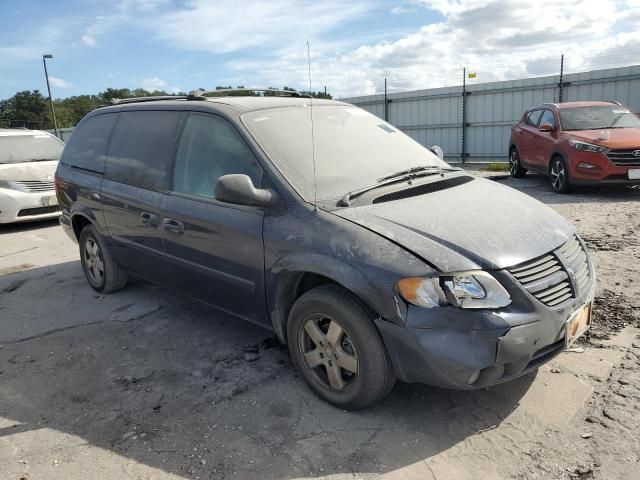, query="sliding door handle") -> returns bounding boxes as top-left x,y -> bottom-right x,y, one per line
163,218 -> 184,234
140,211 -> 159,226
